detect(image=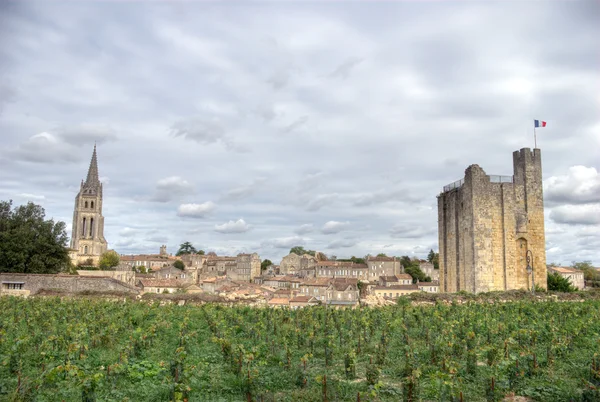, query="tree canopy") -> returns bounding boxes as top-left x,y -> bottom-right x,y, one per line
0,200 -> 70,274
261,259 -> 273,271
176,242 -> 197,256
289,246 -> 316,256
98,251 -> 120,270
547,273 -> 576,292
573,260 -> 599,287
173,260 -> 185,270
400,255 -> 431,283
